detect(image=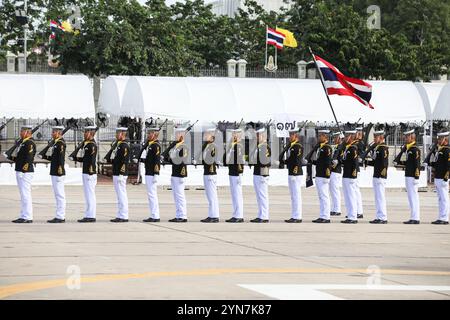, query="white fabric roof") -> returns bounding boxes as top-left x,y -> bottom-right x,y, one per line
97,76 -> 130,115
415,82 -> 445,120
0,74 -> 95,119
100,76 -> 427,124
433,82 -> 450,120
